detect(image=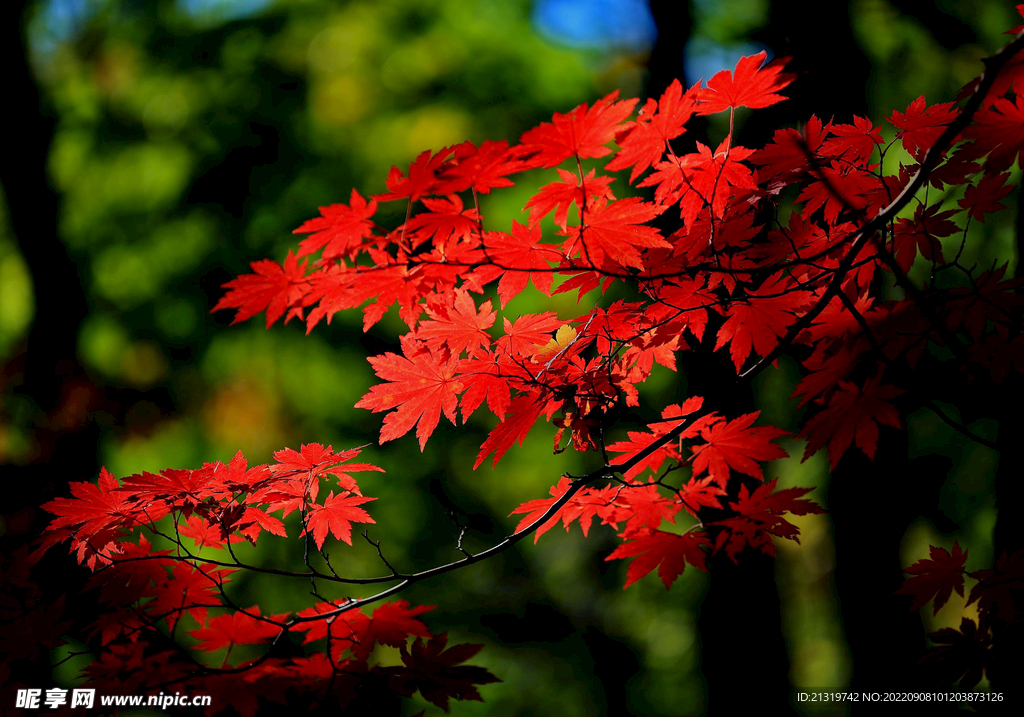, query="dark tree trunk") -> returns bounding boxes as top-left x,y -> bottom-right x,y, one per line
829,434 -> 923,687
987,187 -> 1024,693
743,0 -> 871,147
686,341 -> 793,714
0,0 -> 102,695
646,2 -> 793,711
